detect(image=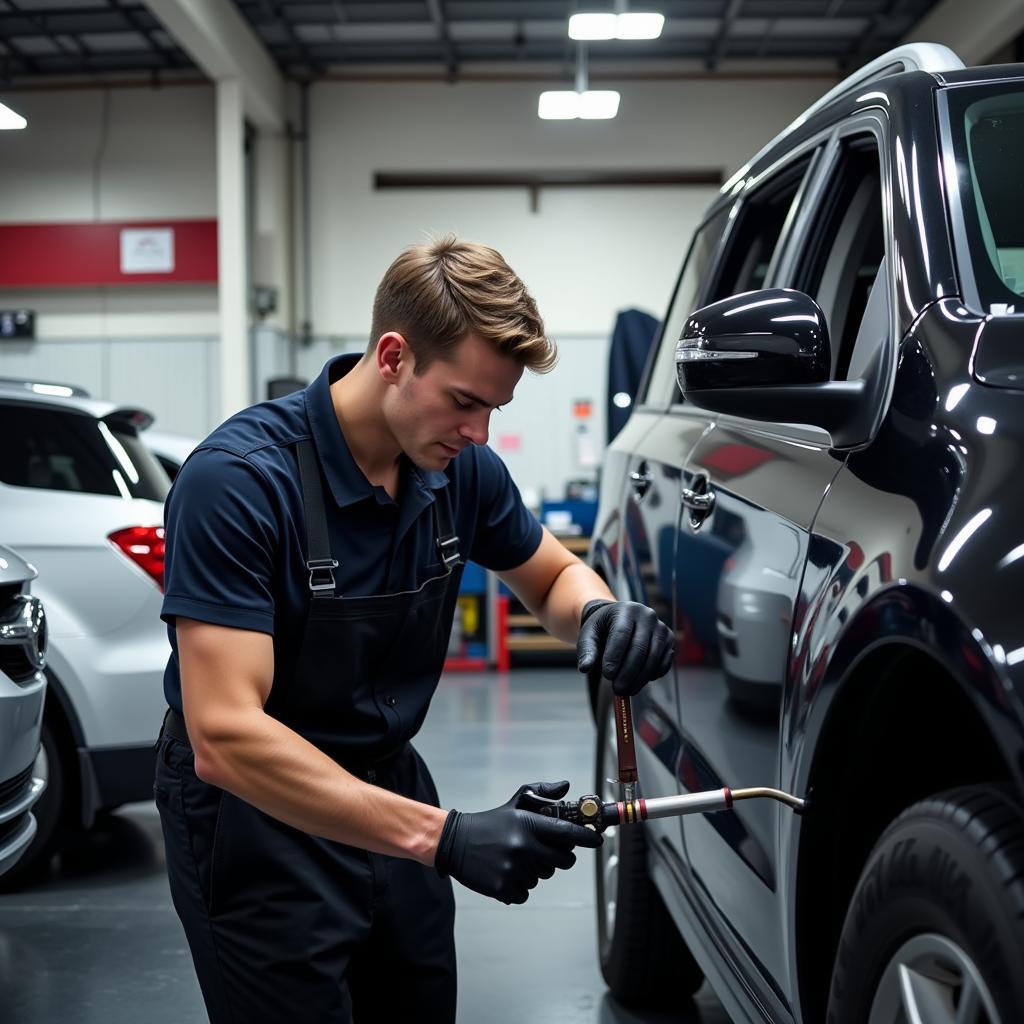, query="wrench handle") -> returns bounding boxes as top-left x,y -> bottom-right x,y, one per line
614,694 -> 638,786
